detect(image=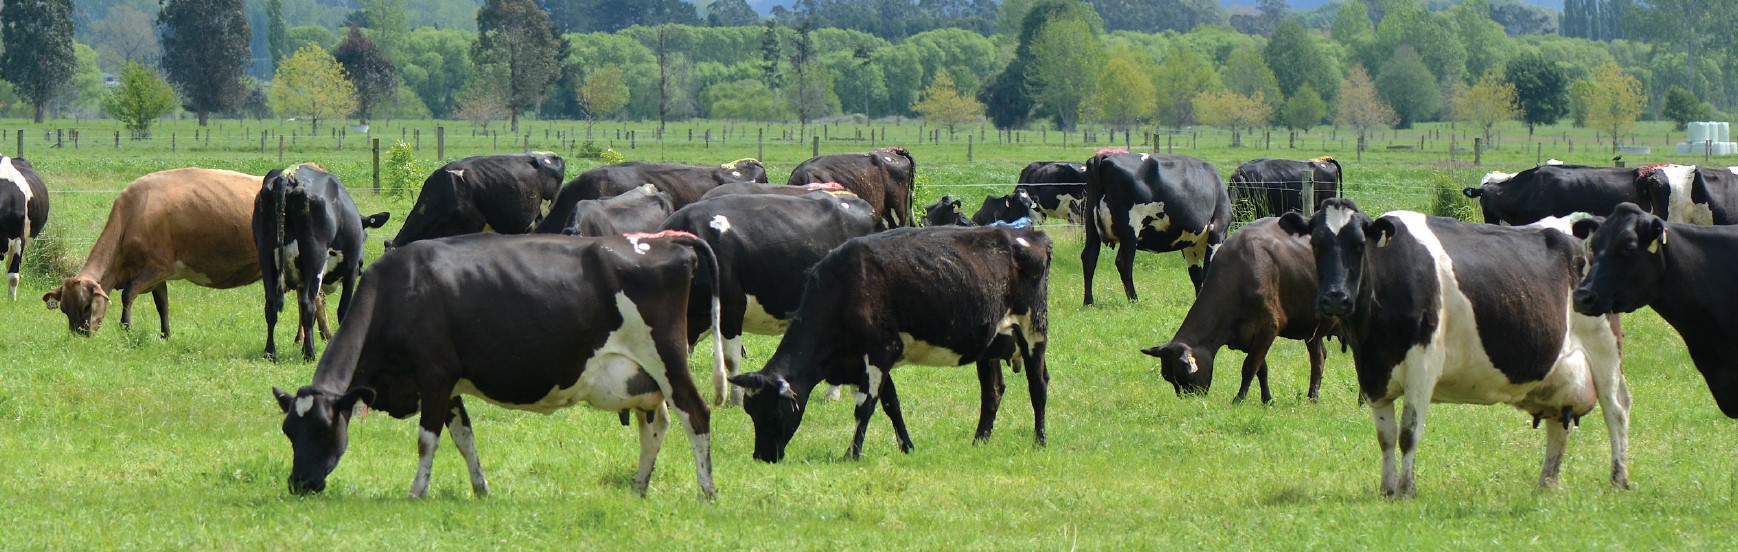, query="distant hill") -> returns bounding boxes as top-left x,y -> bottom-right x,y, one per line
744,0 -> 1564,16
